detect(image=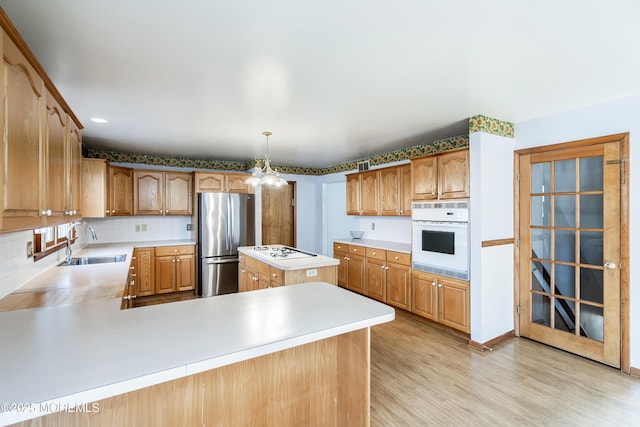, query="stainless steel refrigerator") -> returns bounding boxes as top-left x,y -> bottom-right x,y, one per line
198,192 -> 255,297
